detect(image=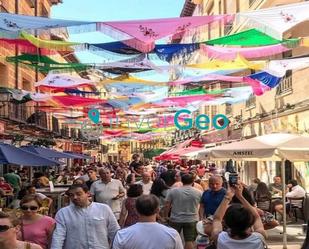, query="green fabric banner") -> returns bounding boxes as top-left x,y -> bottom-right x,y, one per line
173,87 -> 225,96
205,29 -> 299,46
6,54 -> 89,72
